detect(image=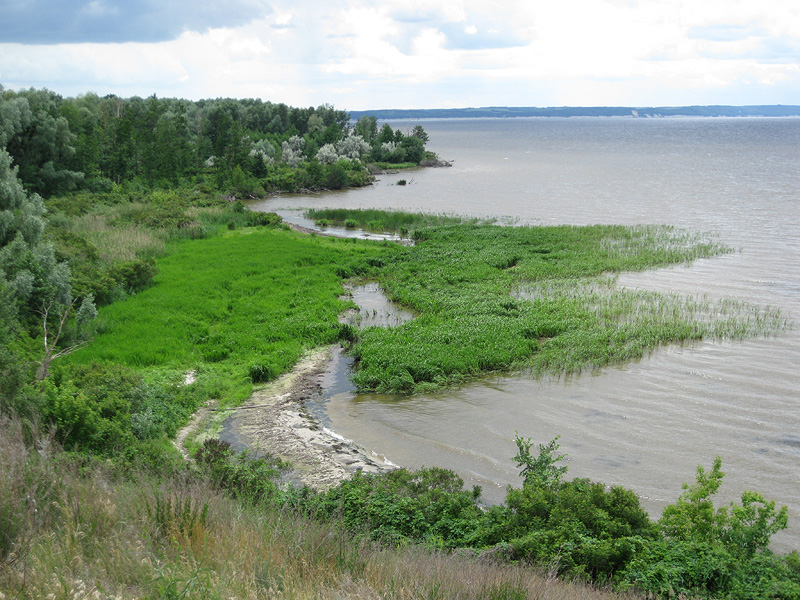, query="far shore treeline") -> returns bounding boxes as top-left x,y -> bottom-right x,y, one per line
2,87 -> 800,600
350,104 -> 800,120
